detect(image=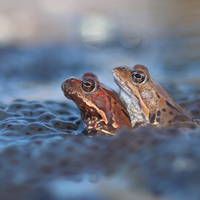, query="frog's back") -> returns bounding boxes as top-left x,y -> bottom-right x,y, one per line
152,81 -> 192,116
151,80 -> 193,127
